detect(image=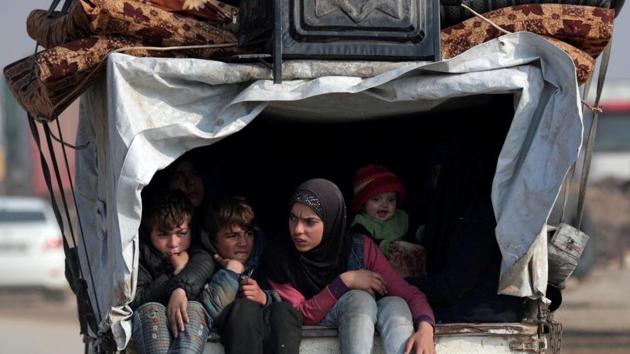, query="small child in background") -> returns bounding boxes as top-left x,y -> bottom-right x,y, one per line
350,165 -> 425,277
